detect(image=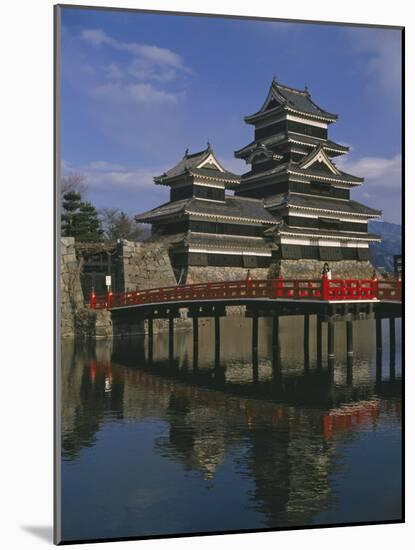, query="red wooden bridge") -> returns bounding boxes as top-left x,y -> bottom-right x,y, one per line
89,276 -> 402,310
